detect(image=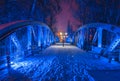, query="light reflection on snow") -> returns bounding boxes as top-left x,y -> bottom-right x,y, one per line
51,45 -> 75,48
52,43 -> 76,49
11,61 -> 29,70
1,43 -> 120,81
